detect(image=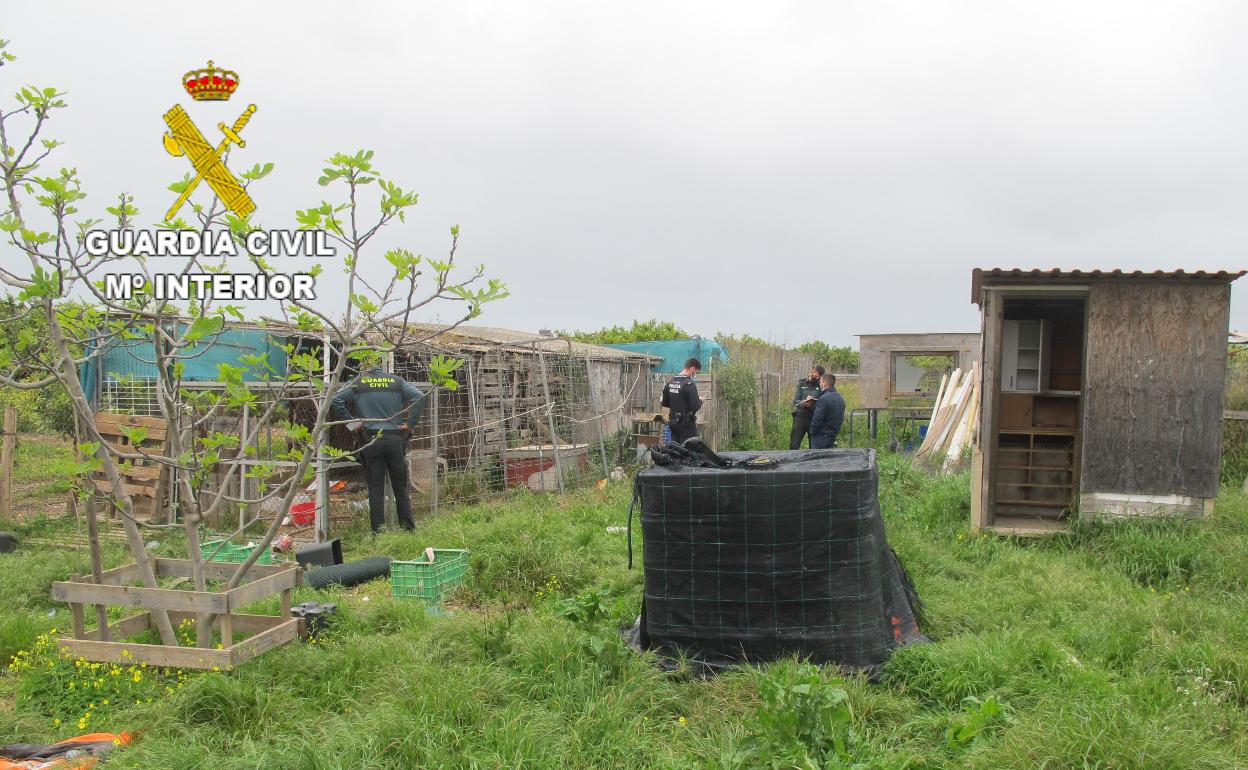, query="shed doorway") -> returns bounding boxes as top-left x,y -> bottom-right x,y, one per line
985,293 -> 1087,531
